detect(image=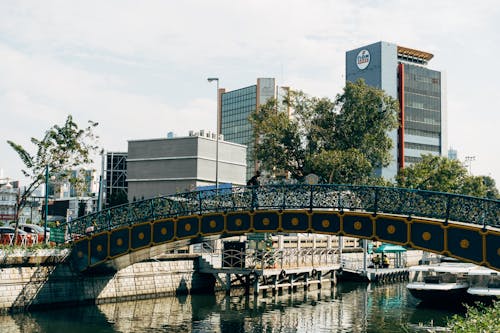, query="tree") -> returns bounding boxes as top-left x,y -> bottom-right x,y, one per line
479,175 -> 500,199
447,301 -> 500,332
249,79 -> 399,184
7,115 -> 99,240
396,154 -> 500,198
